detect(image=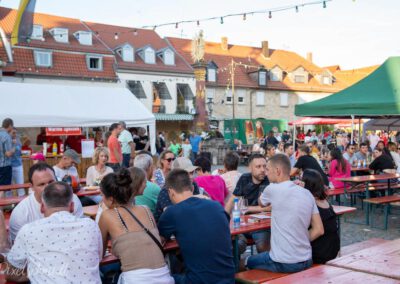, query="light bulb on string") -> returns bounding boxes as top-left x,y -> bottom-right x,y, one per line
133,29 -> 138,36
243,13 -> 247,21
269,11 -> 272,19
114,32 -> 119,40
197,20 -> 200,26
220,17 -> 224,24
175,22 -> 178,29
323,1 -> 326,8
295,6 -> 299,13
